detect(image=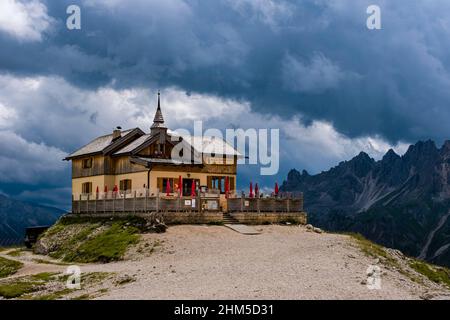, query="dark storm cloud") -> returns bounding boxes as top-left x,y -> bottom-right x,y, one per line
1,0 -> 450,208
2,0 -> 450,143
